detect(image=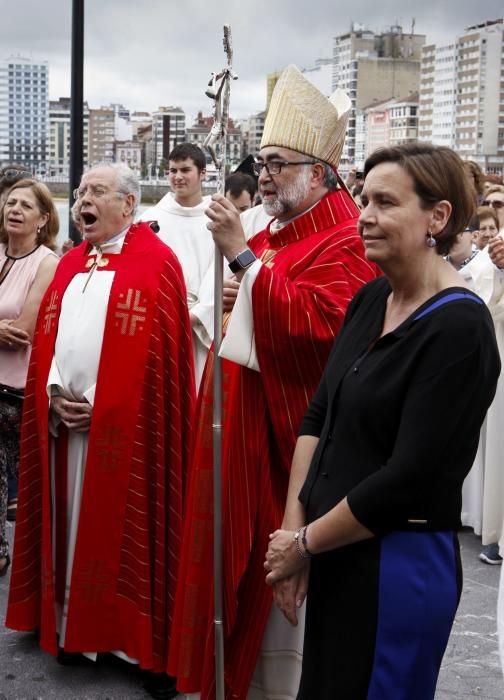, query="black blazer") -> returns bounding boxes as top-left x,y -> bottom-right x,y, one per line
298,277 -> 501,536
